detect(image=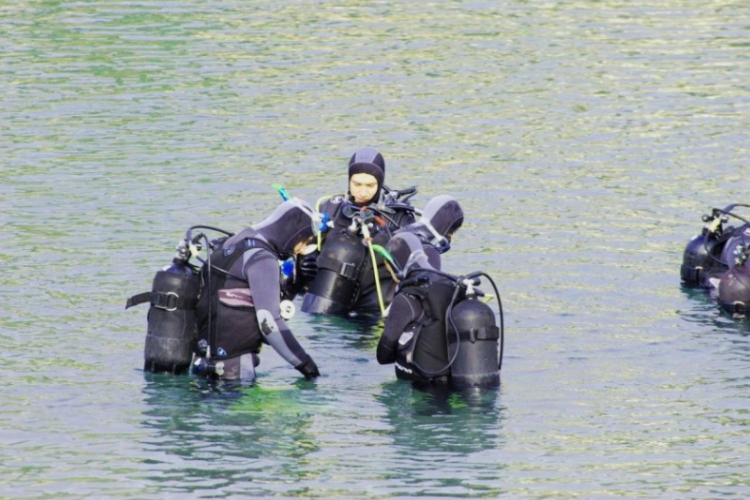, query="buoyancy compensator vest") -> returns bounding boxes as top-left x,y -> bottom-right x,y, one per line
194,235 -> 272,360
302,193 -> 418,315
719,226 -> 750,271
397,274 -> 460,382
